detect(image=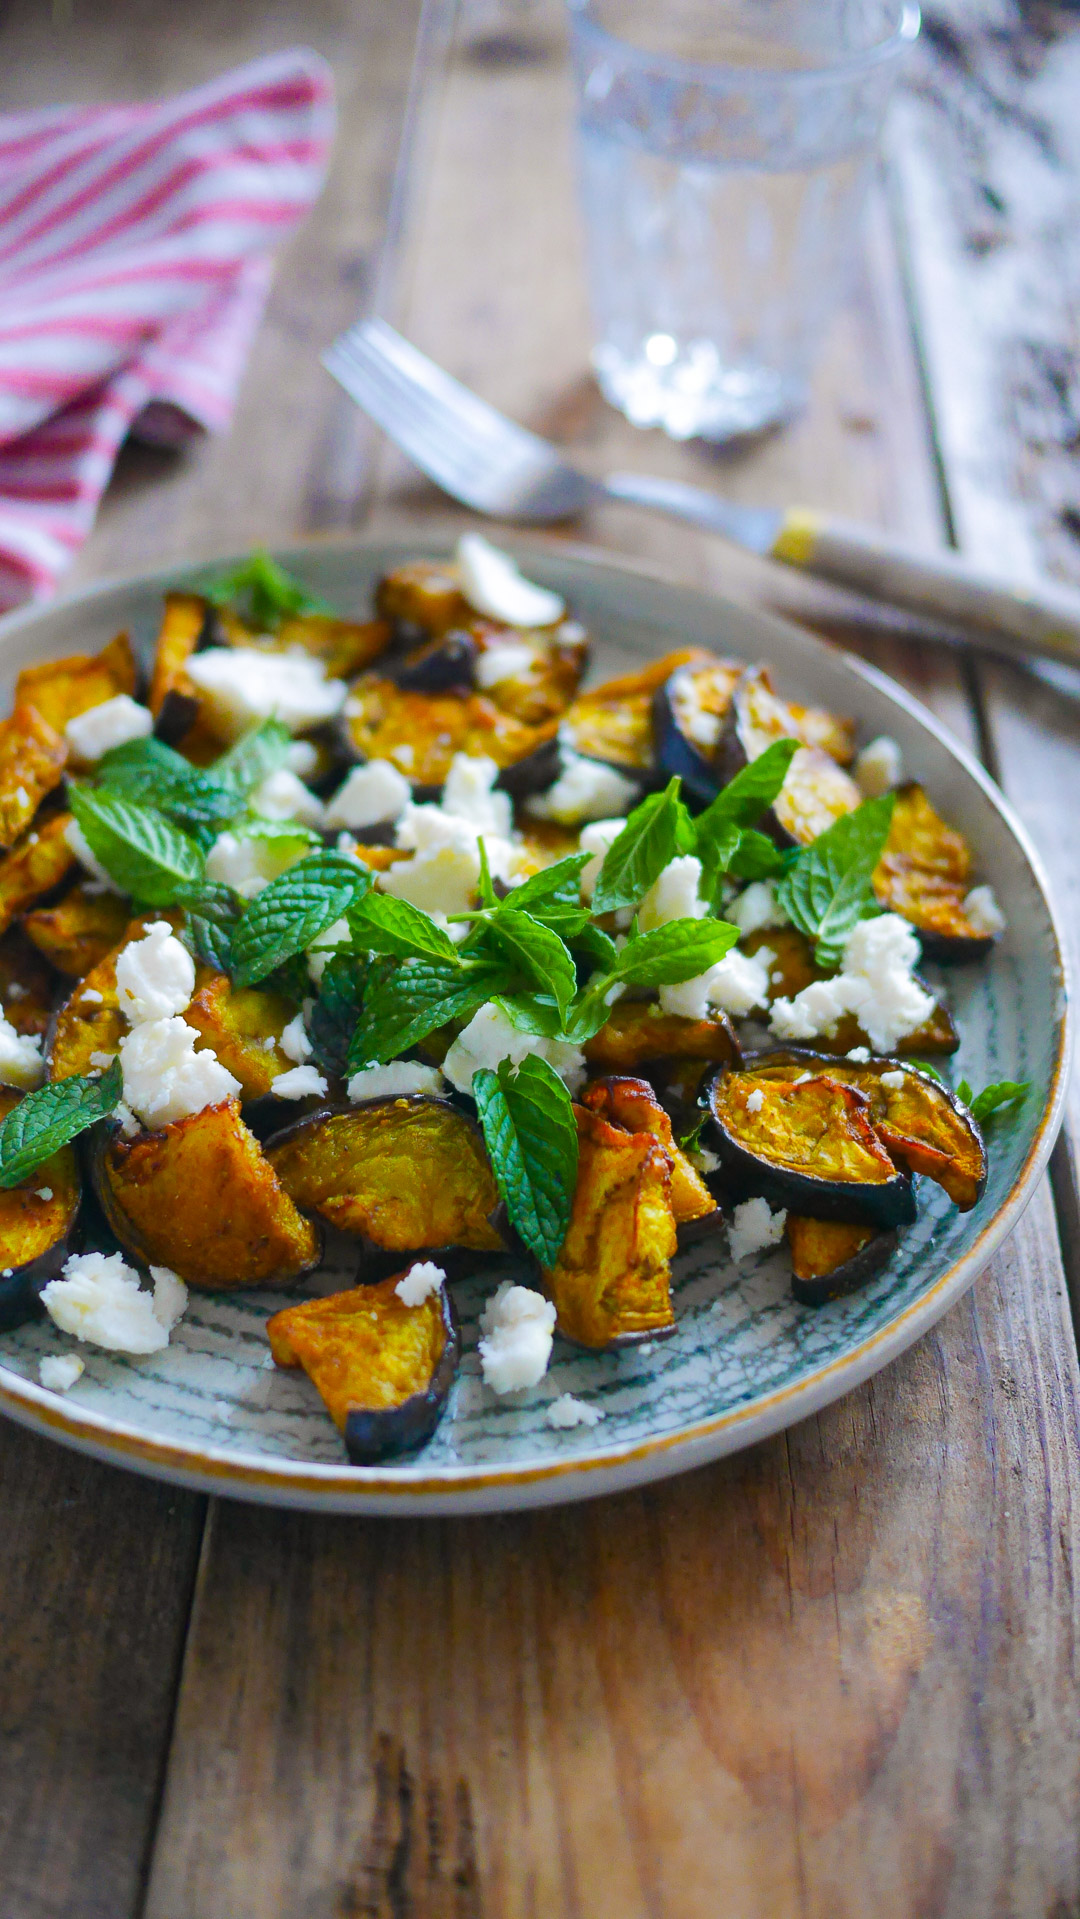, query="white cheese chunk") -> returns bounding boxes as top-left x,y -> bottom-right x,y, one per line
64,817 -> 124,893
473,638 -> 535,688
728,1197 -> 787,1262
547,1392 -> 604,1429
728,880 -> 789,936
578,817 -> 626,902
280,1013 -> 312,1064
64,693 -> 152,764
746,1088 -> 765,1114
962,884 -> 1006,938
442,1002 -> 586,1096
440,752 -> 513,841
638,854 -> 707,931
347,1060 -> 448,1102
478,1281 -> 556,1394
184,646 -> 347,740
769,913 -> 935,1056
379,841 -> 481,918
456,533 -> 565,628
0,1015 -> 43,1090
271,1065 -> 328,1099
42,1251 -> 171,1354
39,1353 -> 85,1392
526,751 -> 639,825
150,1265 -> 189,1330
115,920 -> 195,1025
250,766 -> 325,827
323,759 -> 410,832
120,1017 -> 241,1127
879,1069 -> 906,1089
659,947 -> 770,1020
286,740 -> 319,776
205,828 -> 306,899
854,735 -> 903,798
395,1260 -> 446,1307
689,1145 -> 721,1175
